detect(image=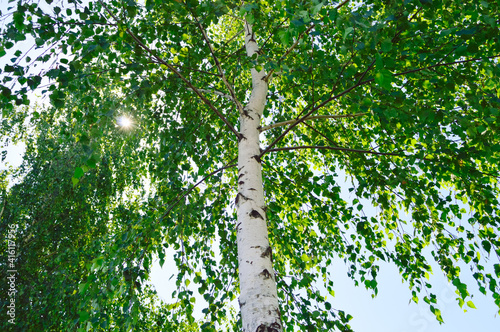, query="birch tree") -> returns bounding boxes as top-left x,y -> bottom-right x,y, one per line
1,0 -> 500,331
